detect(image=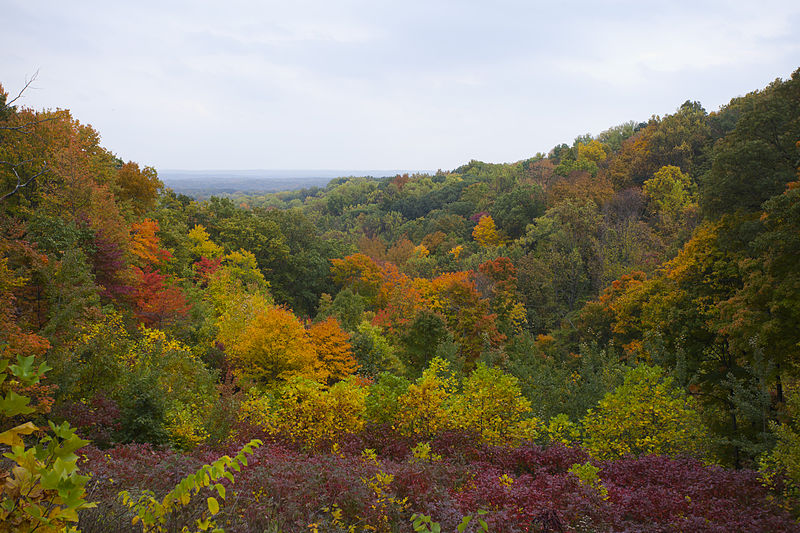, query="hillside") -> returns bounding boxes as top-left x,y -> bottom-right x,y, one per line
1,70 -> 799,531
